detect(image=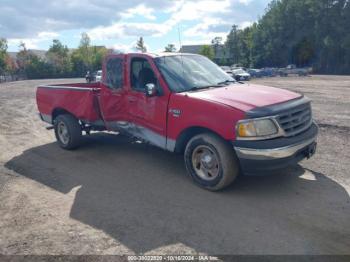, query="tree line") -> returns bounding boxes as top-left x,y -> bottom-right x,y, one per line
0,35 -> 150,80
201,0 -> 350,74
1,0 -> 349,78
0,34 -> 154,81
0,33 -> 109,80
